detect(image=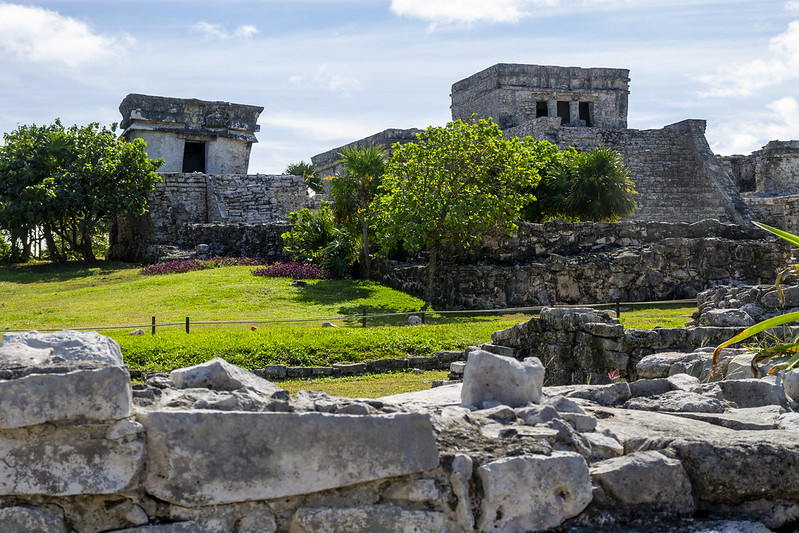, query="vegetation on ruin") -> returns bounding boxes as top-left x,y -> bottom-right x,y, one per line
374,118 -> 555,302
279,370 -> 450,398
0,120 -> 163,262
281,202 -> 355,277
0,261 -> 692,373
712,221 -> 799,376
285,160 -> 324,194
